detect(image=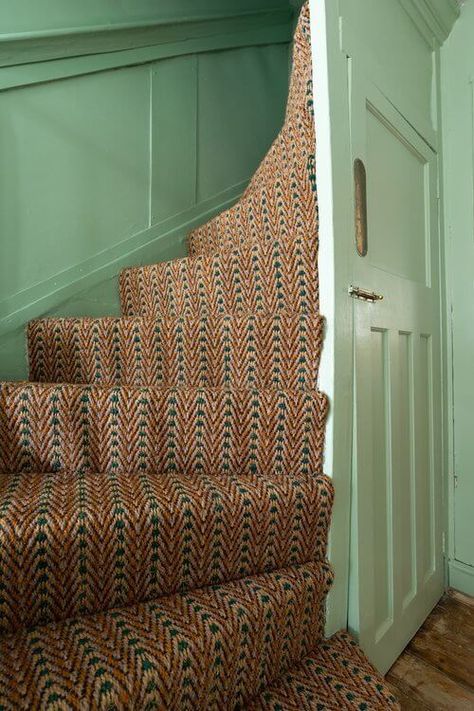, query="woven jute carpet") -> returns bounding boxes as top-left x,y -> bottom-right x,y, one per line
0,3 -> 399,708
